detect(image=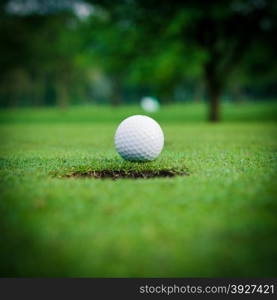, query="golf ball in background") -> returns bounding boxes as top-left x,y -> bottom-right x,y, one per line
115,115 -> 164,162
140,96 -> 160,113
